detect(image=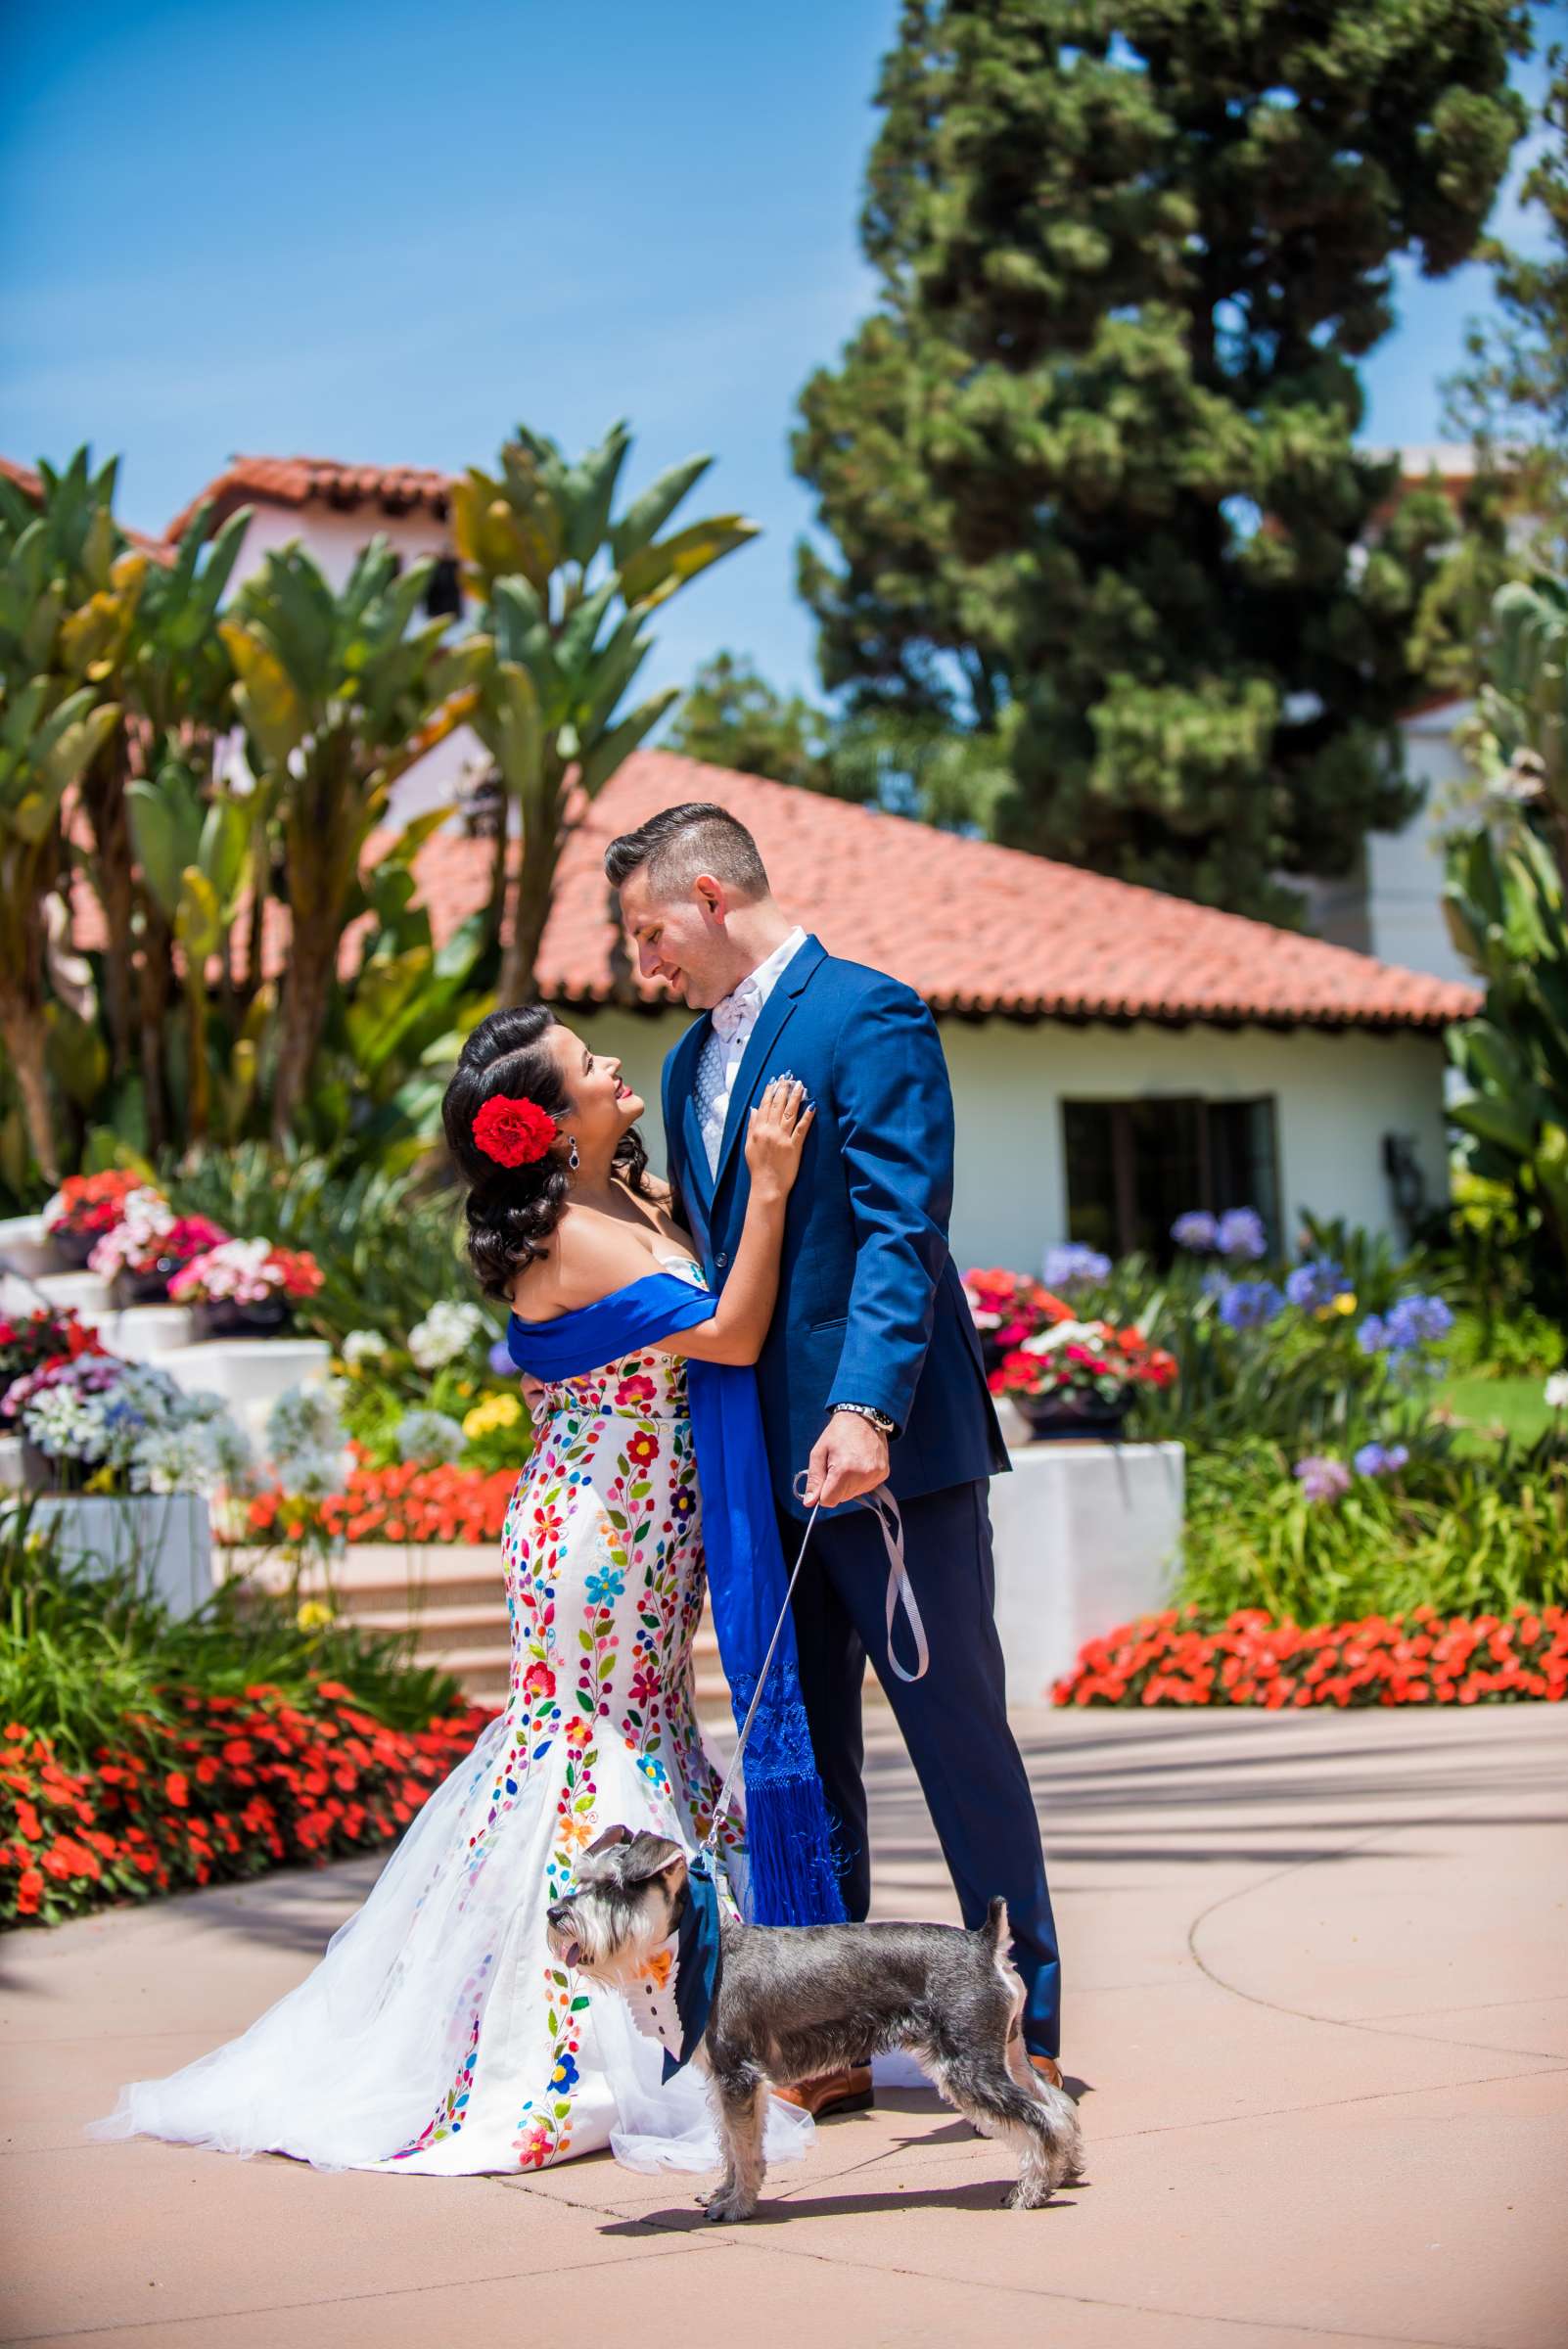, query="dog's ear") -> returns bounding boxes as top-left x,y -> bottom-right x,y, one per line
585,1824 -> 632,1858
622,1832 -> 686,1885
